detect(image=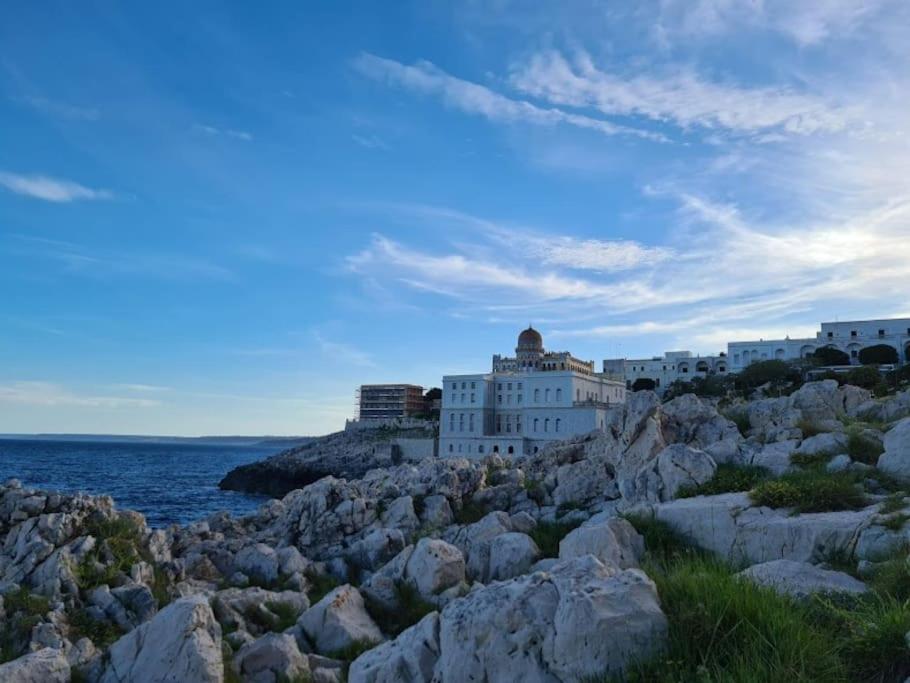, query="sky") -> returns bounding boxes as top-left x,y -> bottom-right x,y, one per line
1,1 -> 909,436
